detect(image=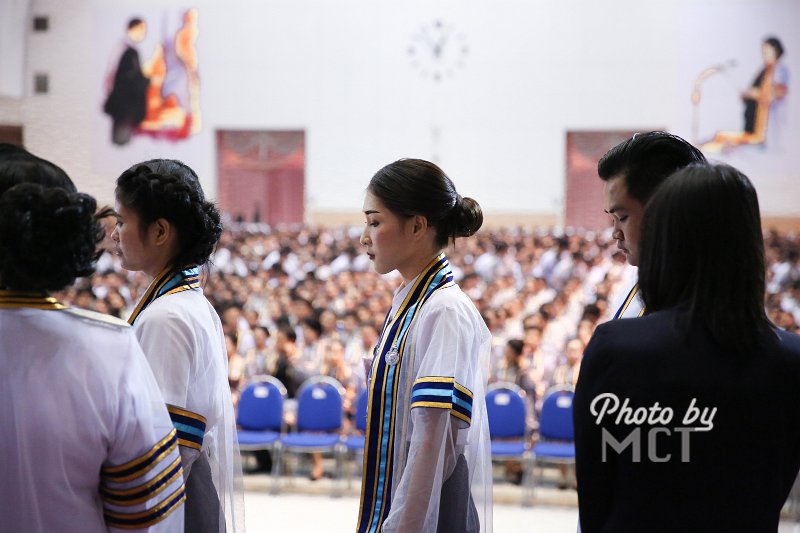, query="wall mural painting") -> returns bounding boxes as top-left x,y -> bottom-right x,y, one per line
695,36 -> 789,154
103,9 -> 201,146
